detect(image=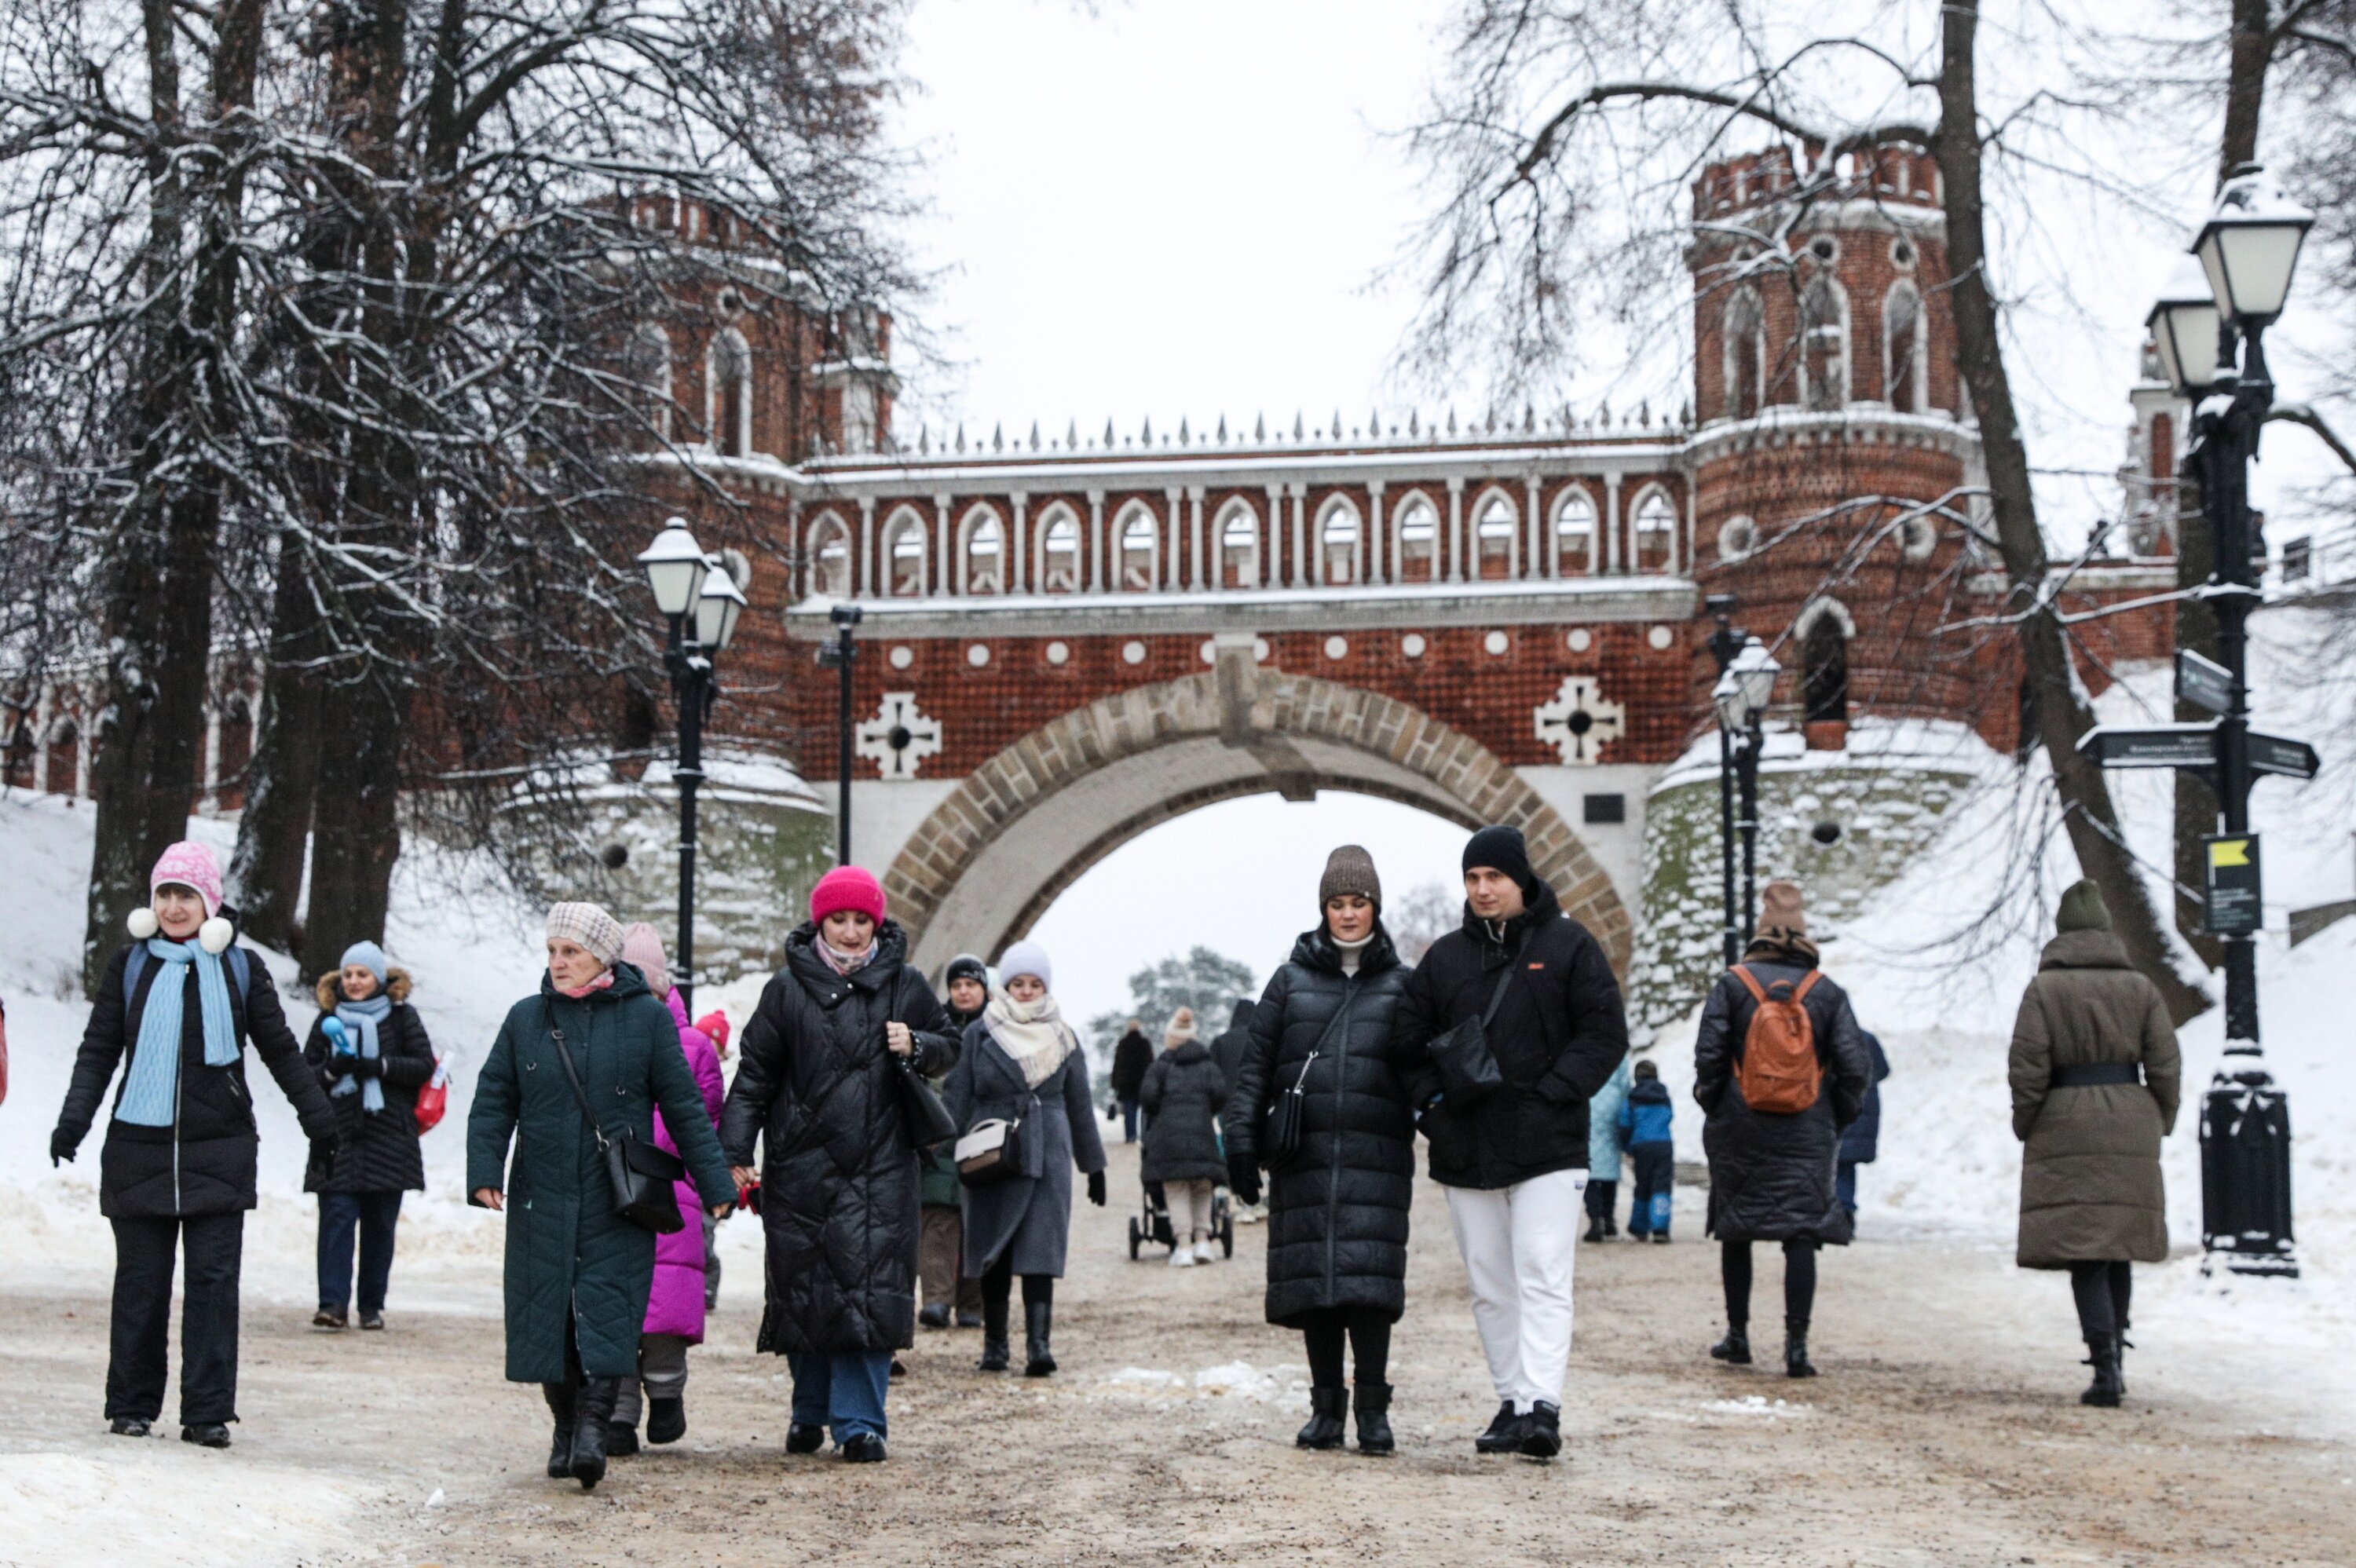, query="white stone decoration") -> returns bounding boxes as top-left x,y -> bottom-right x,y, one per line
1401,633 -> 1427,657
1566,628 -> 1592,652
1323,635 -> 1348,660
1533,675 -> 1626,766
966,643 -> 990,667
1121,640 -> 1147,665
1483,630 -> 1509,655
1647,624 -> 1675,650
1045,641 -> 1070,666
889,645 -> 914,671
855,691 -> 944,780
1199,640 -> 1216,664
